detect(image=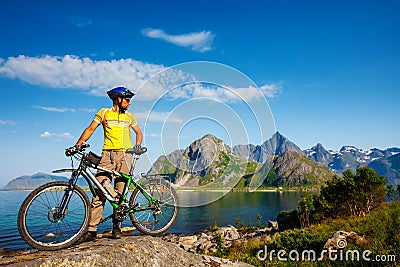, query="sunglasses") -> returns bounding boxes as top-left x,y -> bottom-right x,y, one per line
123,98 -> 131,102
